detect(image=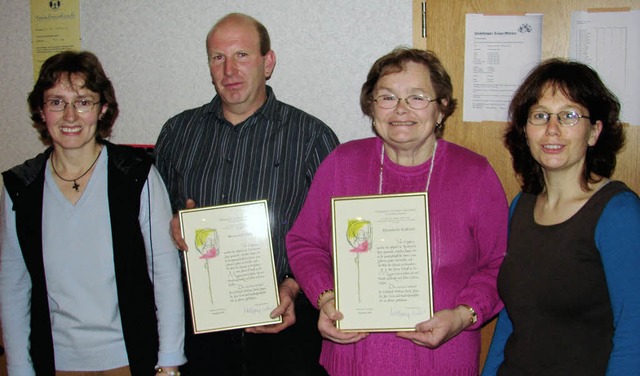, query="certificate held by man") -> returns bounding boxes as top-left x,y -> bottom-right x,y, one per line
179,200 -> 282,333
331,193 -> 434,332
